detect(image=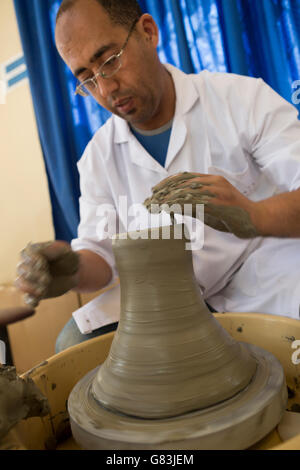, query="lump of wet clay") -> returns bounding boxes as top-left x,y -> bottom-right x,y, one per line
0,366 -> 50,440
